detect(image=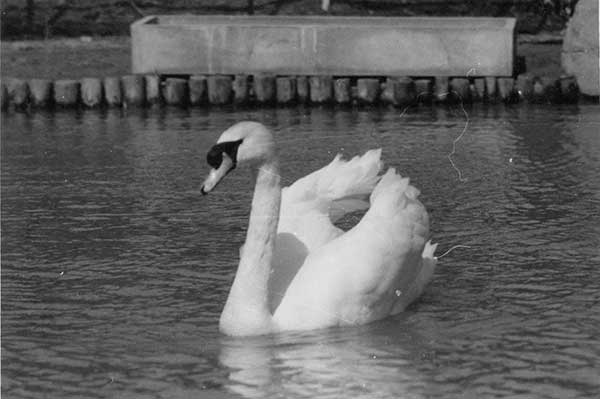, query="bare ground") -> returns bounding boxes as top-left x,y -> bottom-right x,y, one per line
0,34 -> 563,80
1,37 -> 131,80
